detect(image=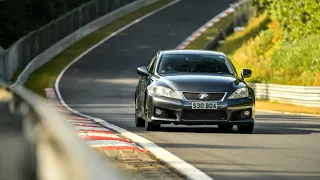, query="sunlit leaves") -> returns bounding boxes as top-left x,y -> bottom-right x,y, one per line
251,0 -> 320,41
